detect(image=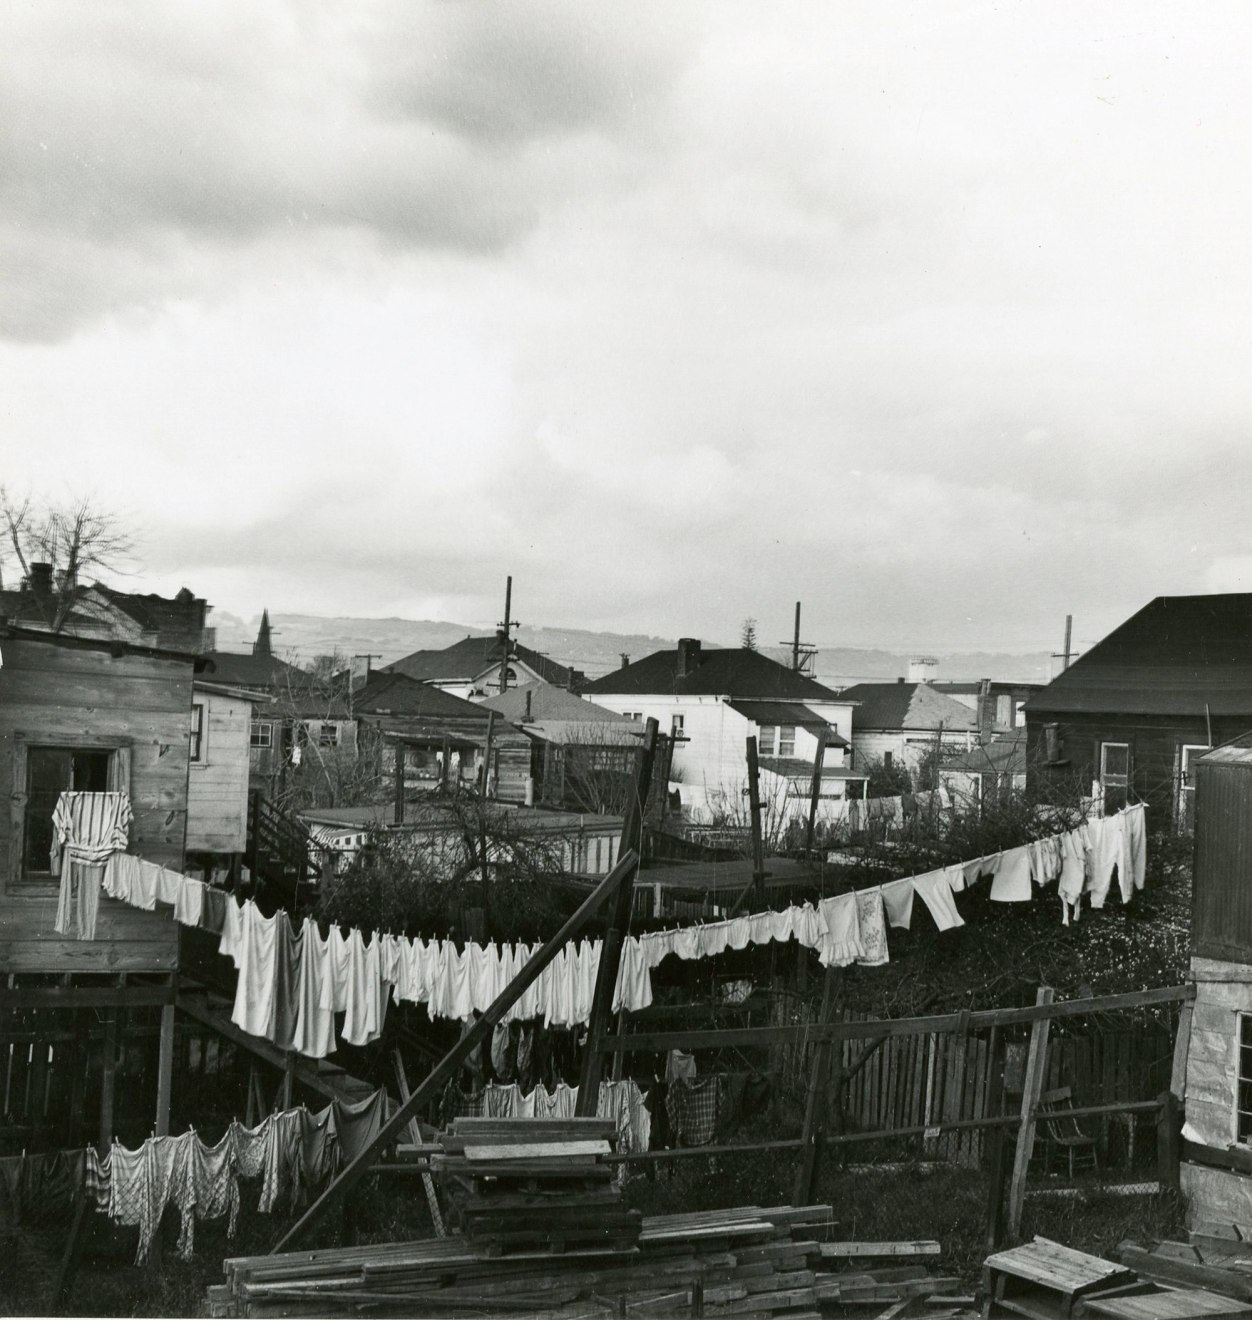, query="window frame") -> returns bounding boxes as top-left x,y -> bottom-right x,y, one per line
1099,741 -> 1132,814
777,725 -> 796,758
190,700 -> 206,764
670,713 -> 685,738
758,725 -> 776,756
318,722 -> 340,750
9,737 -> 131,891
250,720 -> 274,750
1238,1012 -> 1252,1144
